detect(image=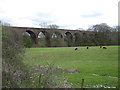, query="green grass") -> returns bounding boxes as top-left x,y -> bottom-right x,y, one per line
23,46 -> 118,88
